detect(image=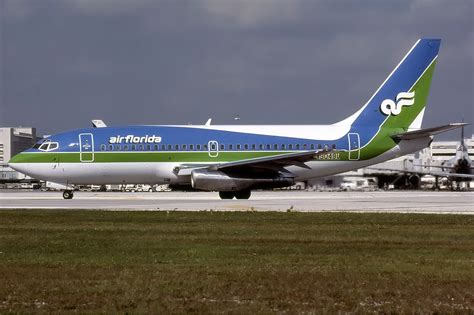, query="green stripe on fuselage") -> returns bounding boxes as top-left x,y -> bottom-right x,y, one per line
10,150 -> 352,164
